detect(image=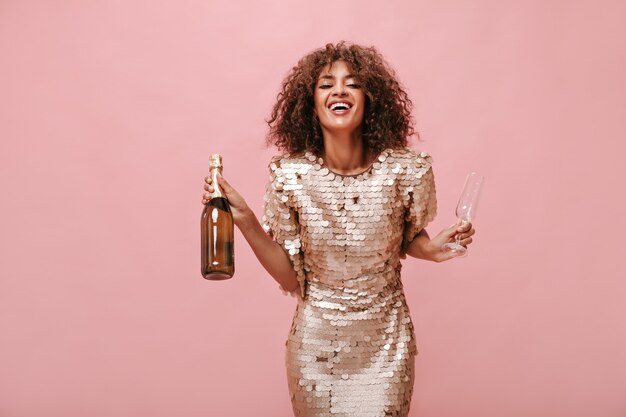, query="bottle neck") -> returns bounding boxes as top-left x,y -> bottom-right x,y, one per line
210,166 -> 224,199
